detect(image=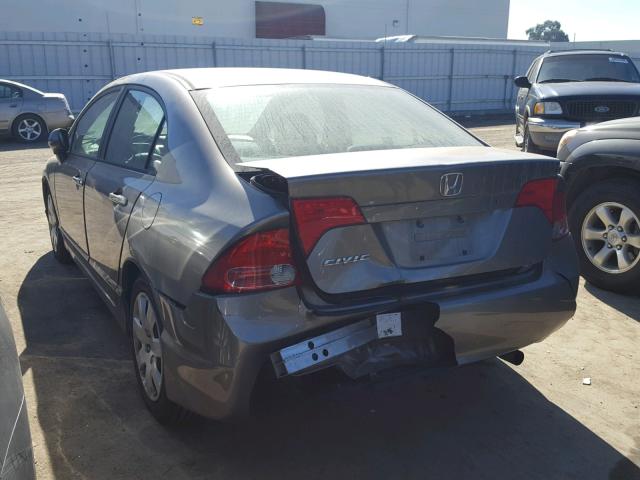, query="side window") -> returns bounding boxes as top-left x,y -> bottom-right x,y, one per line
150,121 -> 168,173
104,90 -> 164,171
71,90 -> 119,158
0,85 -> 21,99
528,59 -> 541,83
